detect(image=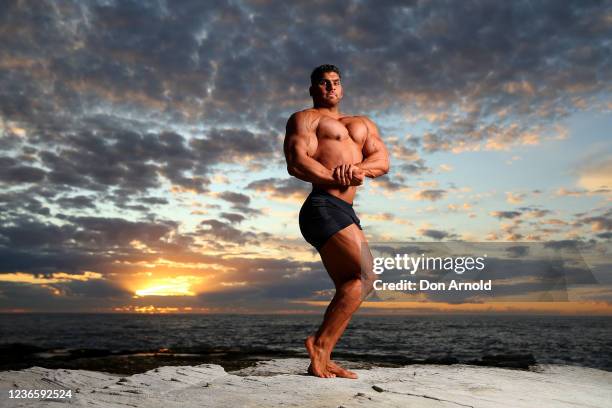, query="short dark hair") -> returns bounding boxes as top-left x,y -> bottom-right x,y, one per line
310,64 -> 341,86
